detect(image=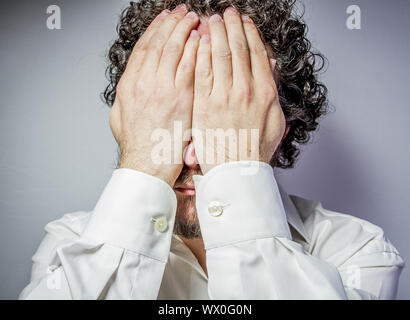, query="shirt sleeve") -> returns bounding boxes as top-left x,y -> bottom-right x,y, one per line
19,168 -> 177,300
193,161 -> 405,300
337,236 -> 405,299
